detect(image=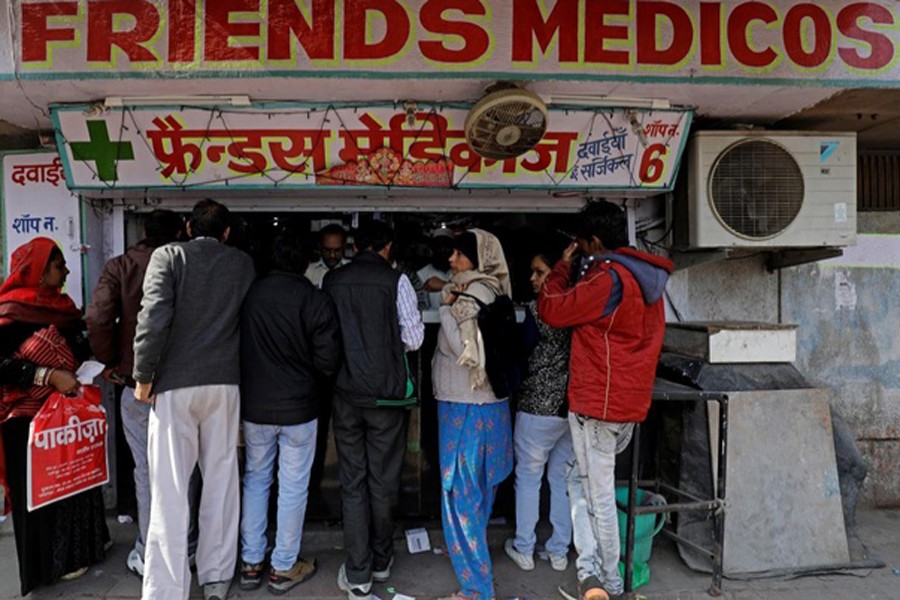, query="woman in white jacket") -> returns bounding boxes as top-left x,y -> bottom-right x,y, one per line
432,229 -> 514,600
